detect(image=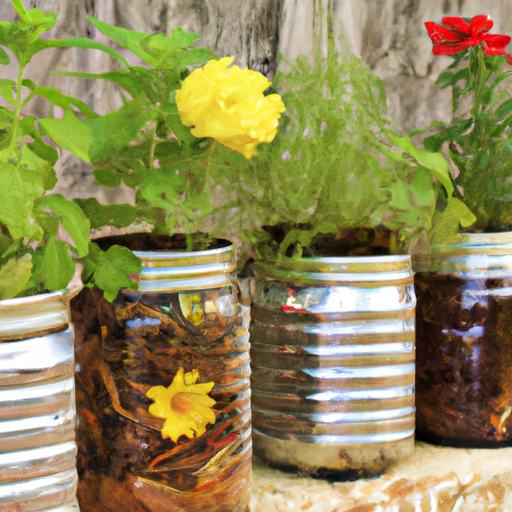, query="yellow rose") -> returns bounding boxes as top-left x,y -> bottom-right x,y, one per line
175,57 -> 286,158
